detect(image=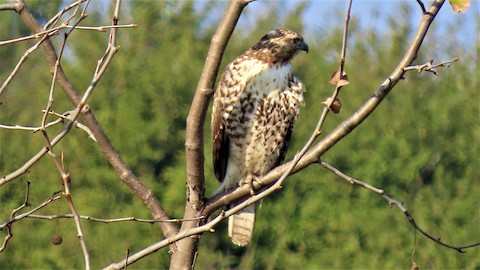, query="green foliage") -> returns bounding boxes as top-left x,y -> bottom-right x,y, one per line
0,1 -> 478,269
